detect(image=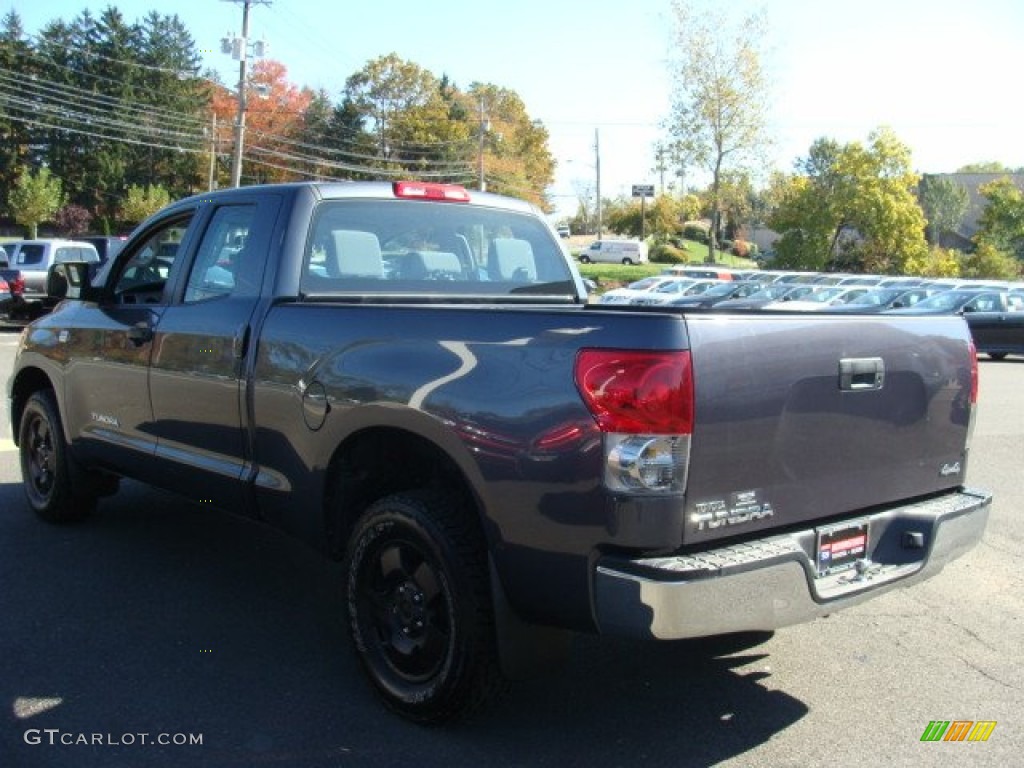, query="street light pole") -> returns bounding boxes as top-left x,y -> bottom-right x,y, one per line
228,0 -> 251,188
